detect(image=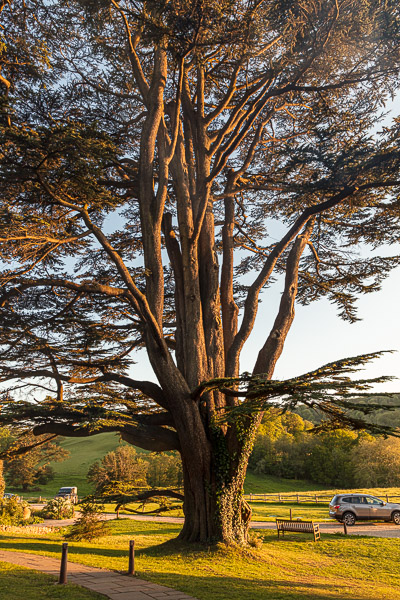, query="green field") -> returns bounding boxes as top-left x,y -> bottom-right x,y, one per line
244,471 -> 330,494
1,518 -> 400,600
